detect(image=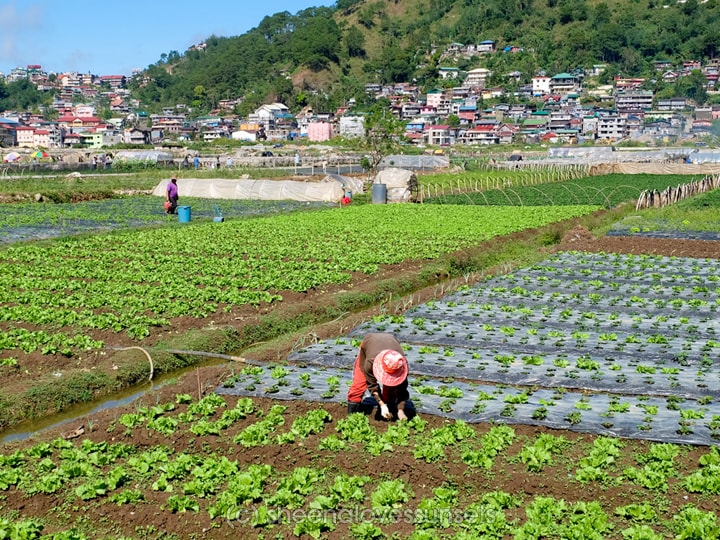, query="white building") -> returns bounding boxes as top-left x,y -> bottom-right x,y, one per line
338,116 -> 365,138
532,76 -> 551,96
464,68 -> 491,88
